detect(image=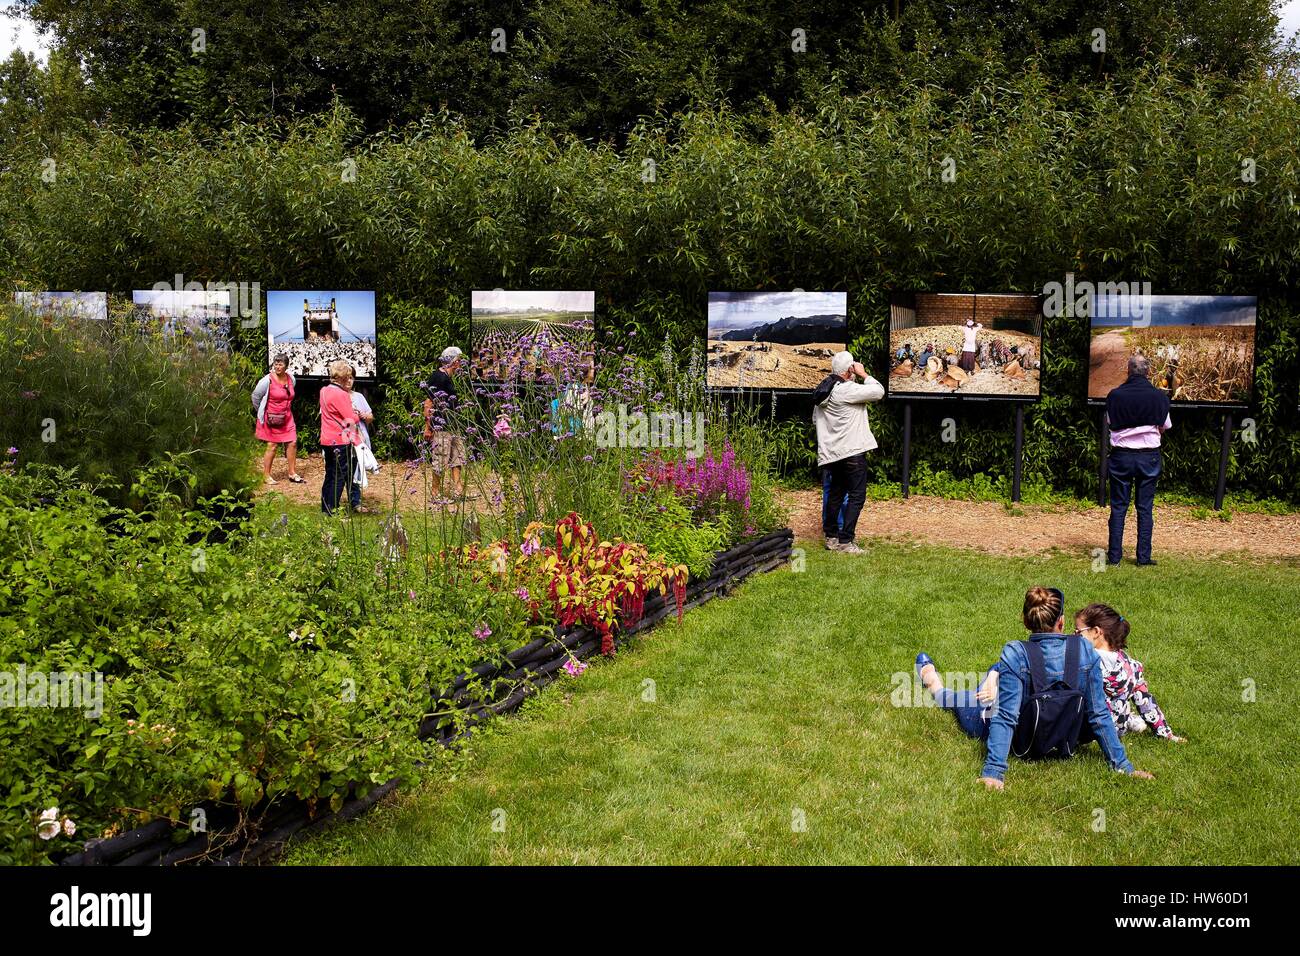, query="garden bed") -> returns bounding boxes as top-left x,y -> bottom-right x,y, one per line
59,528 -> 794,866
